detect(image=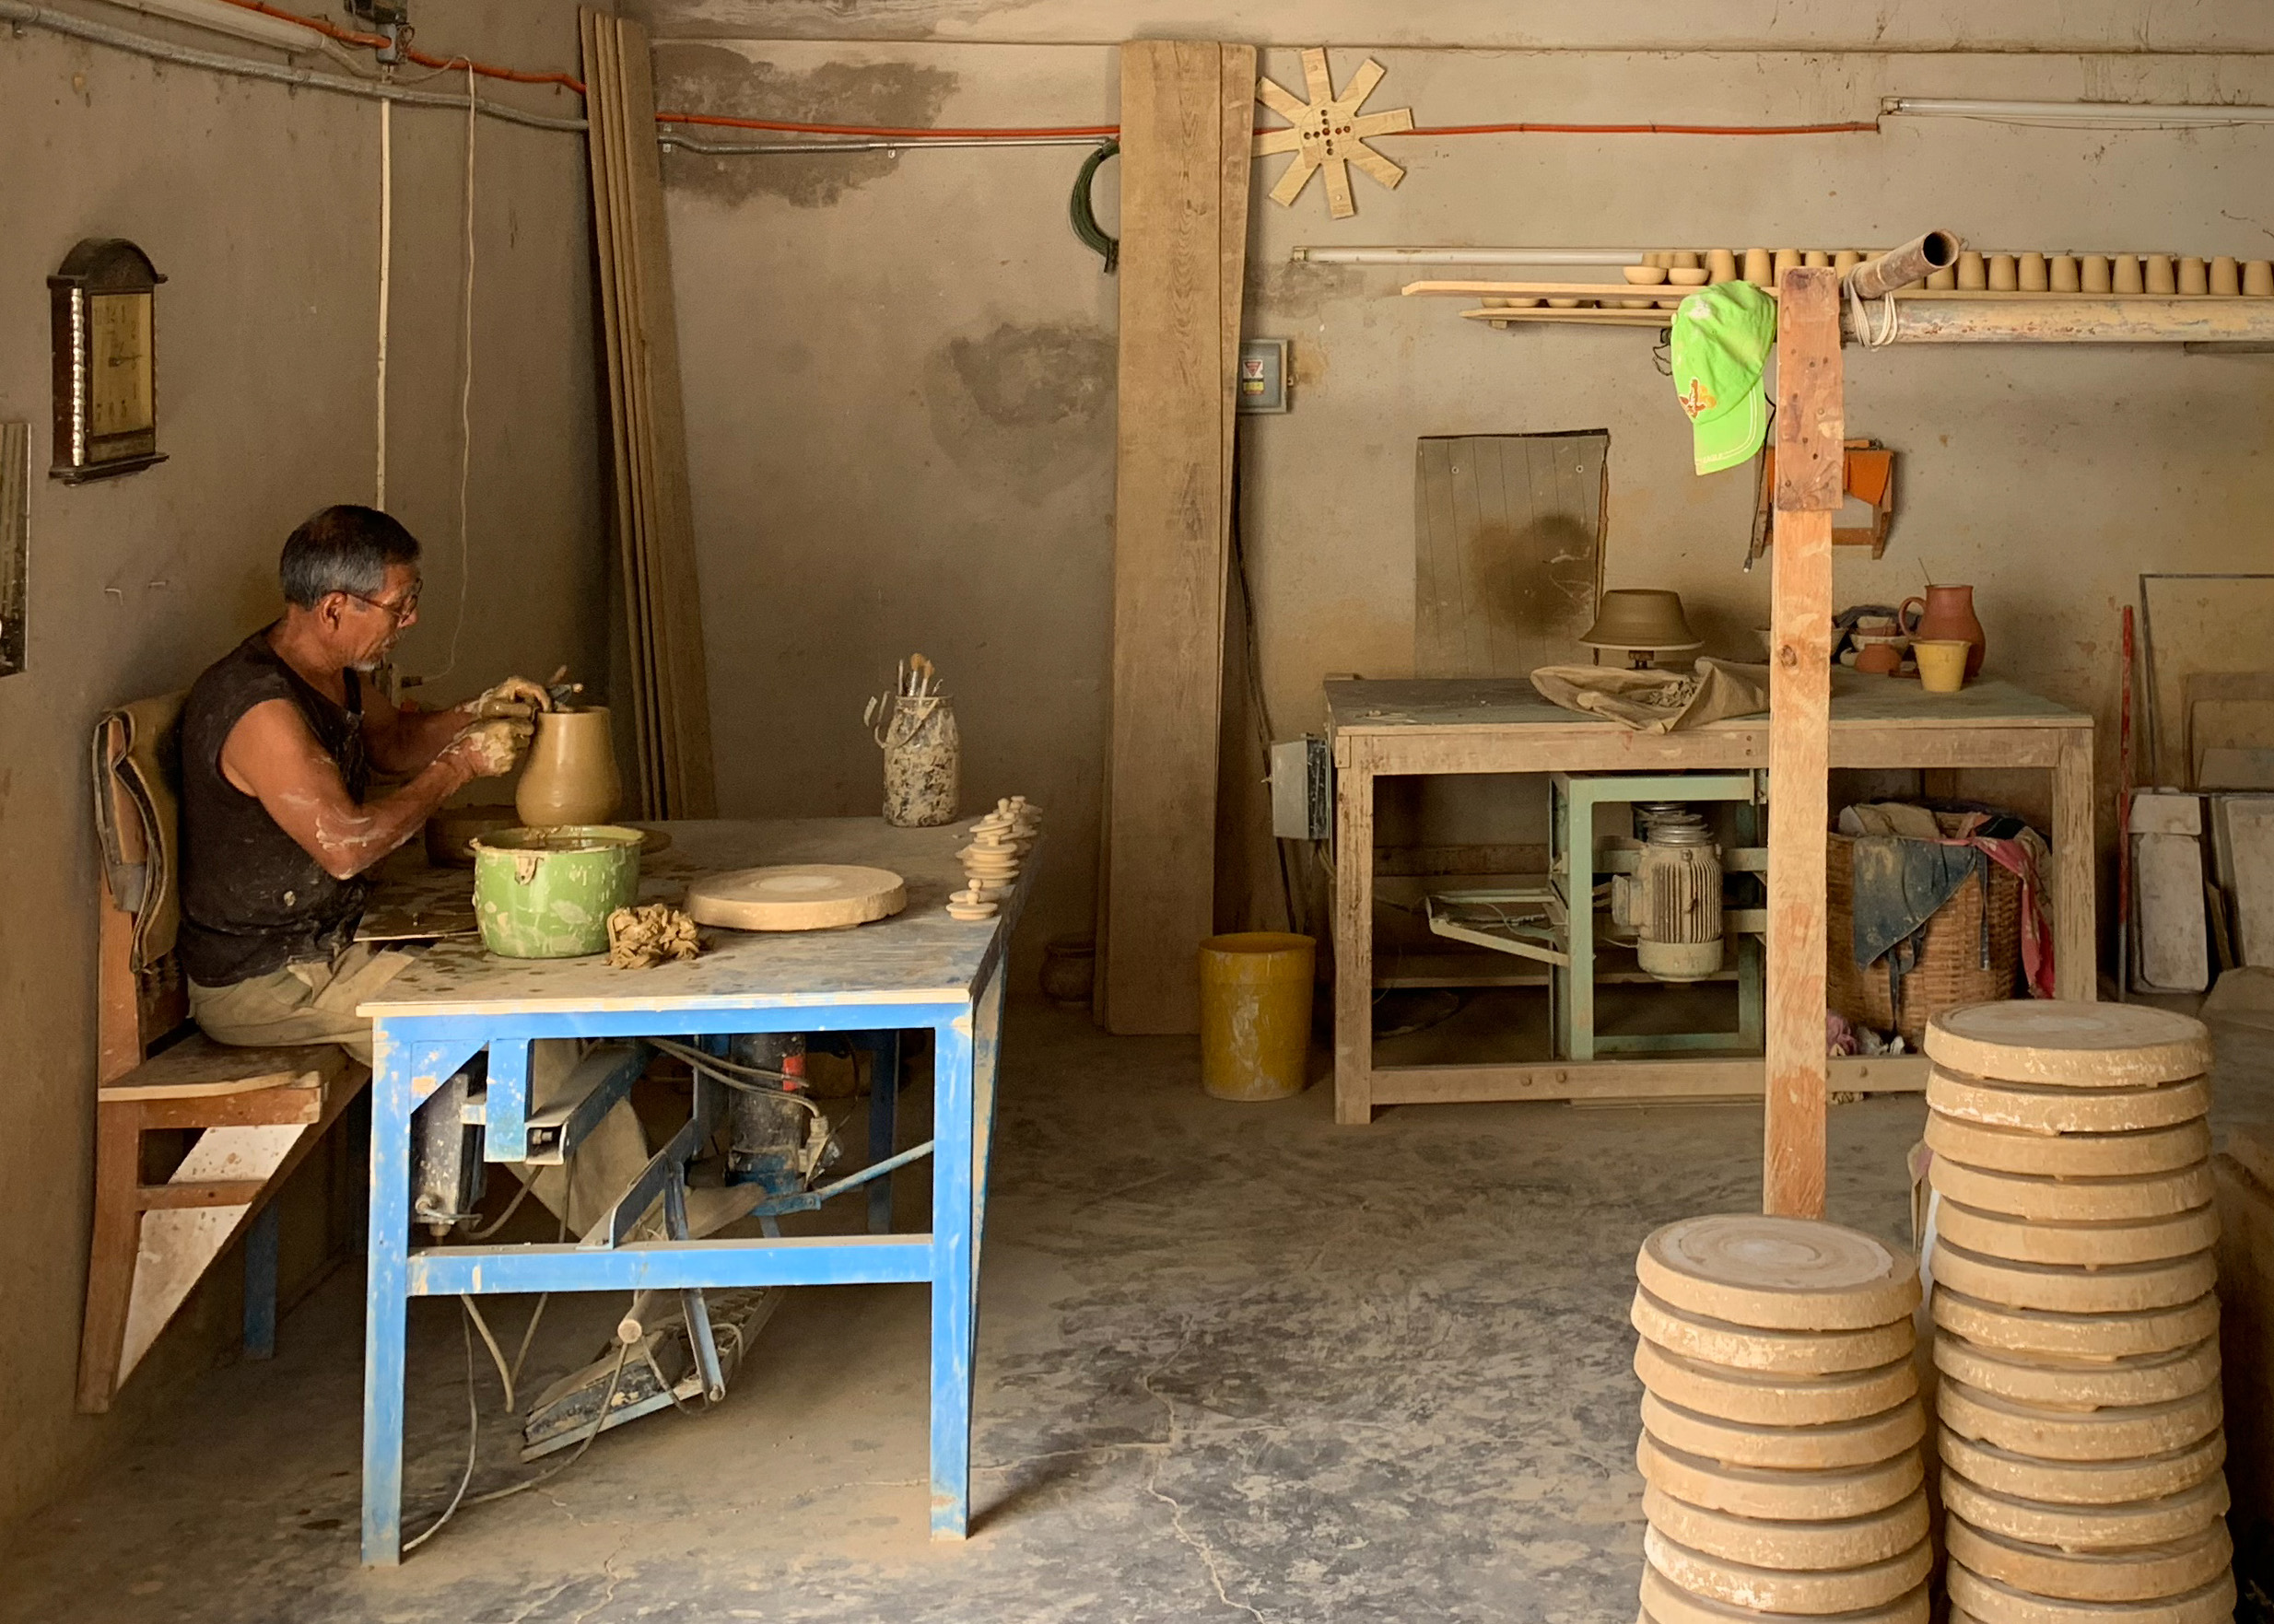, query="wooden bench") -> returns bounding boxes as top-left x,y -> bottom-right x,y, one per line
77,695 -> 369,1413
